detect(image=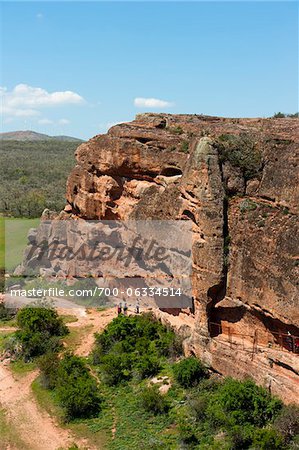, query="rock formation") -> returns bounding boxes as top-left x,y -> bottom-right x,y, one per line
21,113 -> 299,402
